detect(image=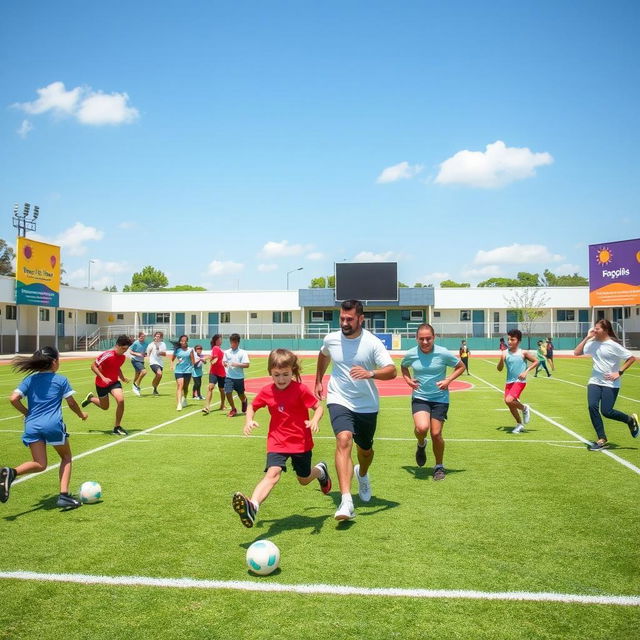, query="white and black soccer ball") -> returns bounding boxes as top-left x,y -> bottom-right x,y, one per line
246,540 -> 280,576
79,481 -> 102,504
